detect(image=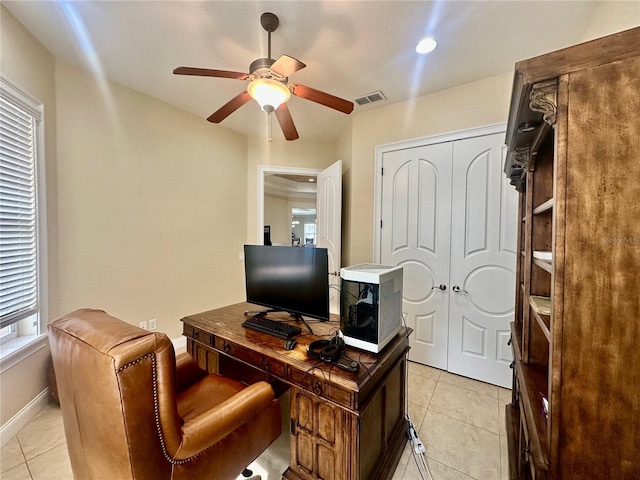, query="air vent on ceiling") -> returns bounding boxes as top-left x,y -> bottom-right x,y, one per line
354,90 -> 387,106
